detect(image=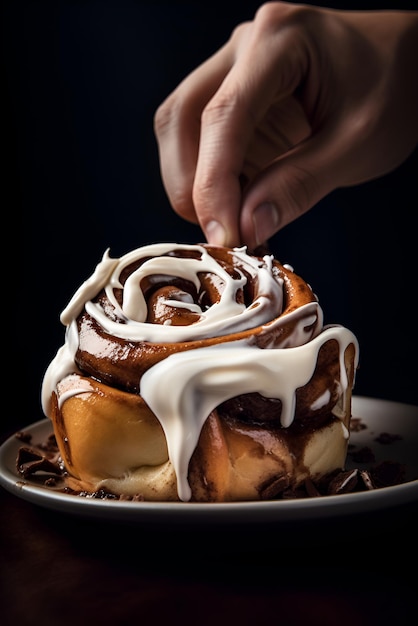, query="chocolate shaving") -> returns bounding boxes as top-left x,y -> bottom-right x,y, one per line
17,447 -> 62,478
119,493 -> 145,502
374,432 -> 403,445
304,477 -> 322,497
348,446 -> 376,464
370,461 -> 406,488
350,418 -> 367,432
16,441 -> 62,478
15,431 -> 33,444
45,477 -> 59,487
62,488 -> 119,500
281,486 -> 310,500
260,474 -> 290,500
359,469 -> 375,490
327,468 -> 359,495
13,424 -> 409,502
